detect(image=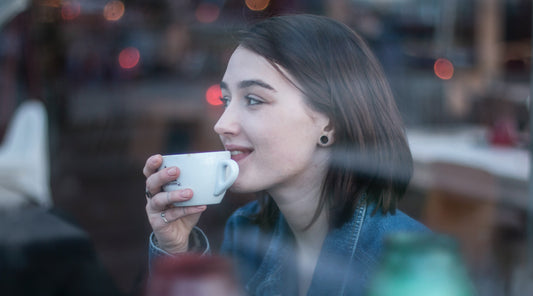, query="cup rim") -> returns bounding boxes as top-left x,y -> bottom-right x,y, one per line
162,151 -> 230,159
